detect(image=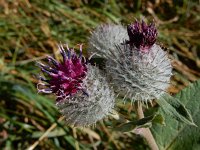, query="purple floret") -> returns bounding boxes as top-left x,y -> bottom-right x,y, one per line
127,20 -> 157,53
37,44 -> 88,101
